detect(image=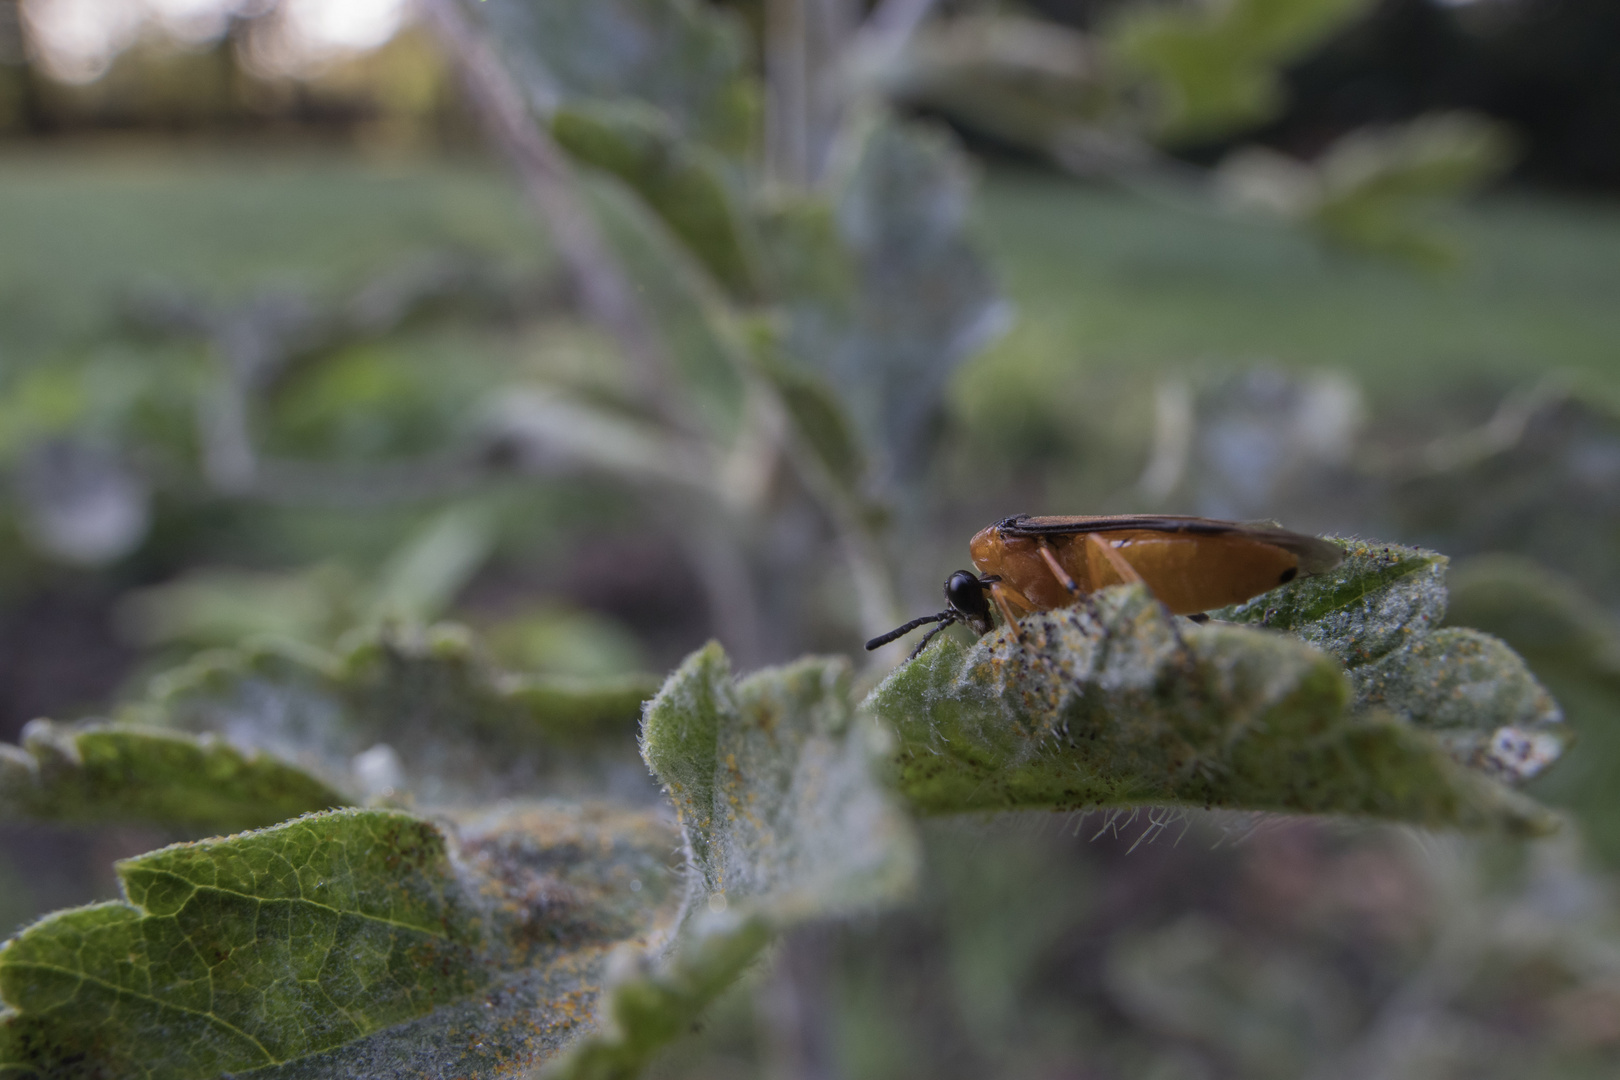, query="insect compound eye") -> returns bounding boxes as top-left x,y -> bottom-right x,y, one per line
943,570 -> 992,624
